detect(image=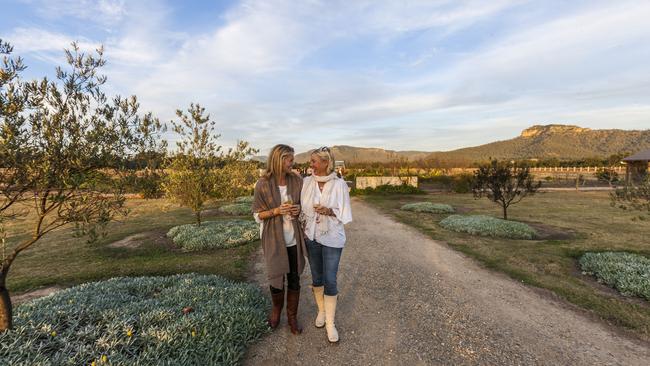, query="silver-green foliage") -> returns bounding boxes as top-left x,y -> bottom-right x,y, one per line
401,202 -> 454,214
167,220 -> 258,251
234,196 -> 254,204
580,252 -> 650,300
439,214 -> 536,239
0,274 -> 269,365
218,203 -> 252,216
